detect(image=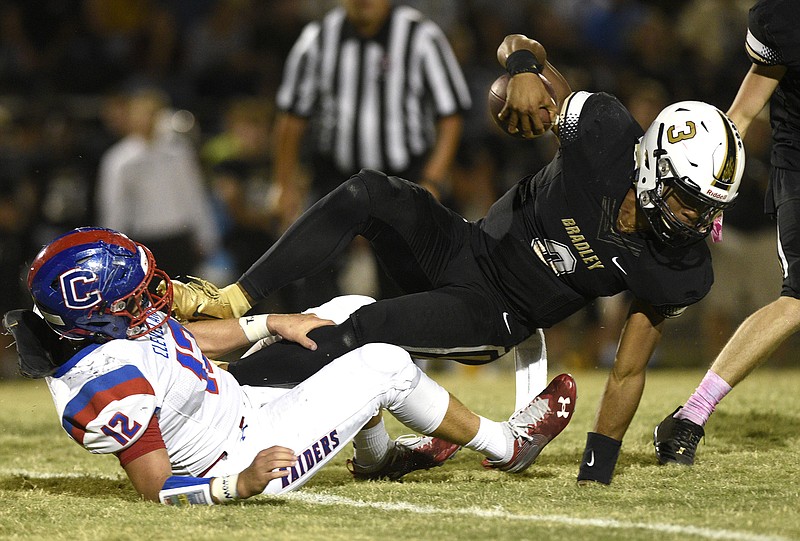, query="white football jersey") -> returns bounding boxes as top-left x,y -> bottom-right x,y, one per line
46,315 -> 243,476
43,297 -> 430,495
